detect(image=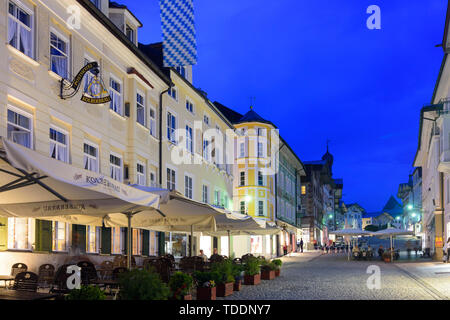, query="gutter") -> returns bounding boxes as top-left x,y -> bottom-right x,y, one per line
159,86 -> 172,187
